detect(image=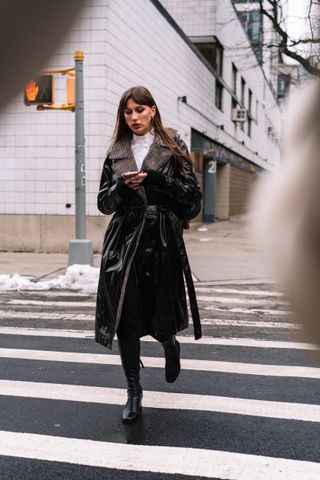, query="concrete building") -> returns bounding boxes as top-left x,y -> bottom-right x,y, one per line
232,0 -> 281,94
0,0 -> 281,253
232,1 -> 303,105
